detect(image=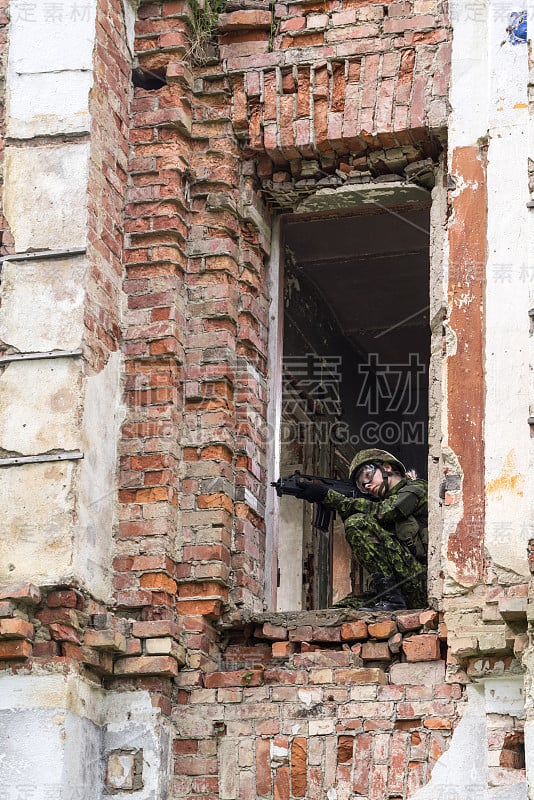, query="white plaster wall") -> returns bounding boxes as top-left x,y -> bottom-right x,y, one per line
0,673 -> 170,800
123,0 -> 141,56
76,352 -> 124,601
411,683 -> 526,800
3,143 -> 90,252
484,3 -> 530,578
6,0 -> 97,138
277,495 -> 304,611
0,359 -> 82,453
0,256 -> 86,352
0,0 -> 125,599
447,0 -> 531,580
444,0 -> 489,146
0,461 -> 76,583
